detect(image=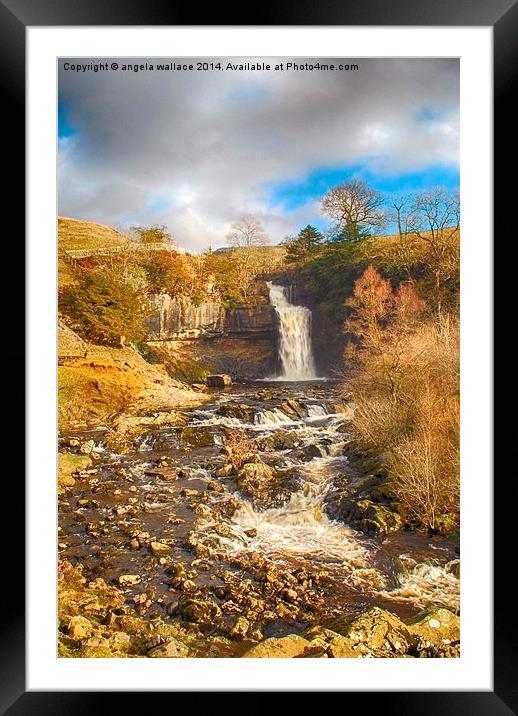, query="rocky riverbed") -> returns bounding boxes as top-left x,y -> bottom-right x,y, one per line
58,382 -> 460,658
